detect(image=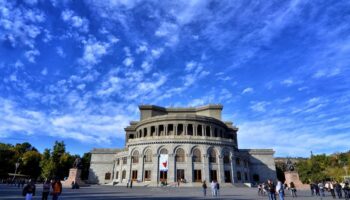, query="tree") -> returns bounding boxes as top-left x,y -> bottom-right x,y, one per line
81,153 -> 91,180
0,143 -> 16,178
21,150 -> 42,179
